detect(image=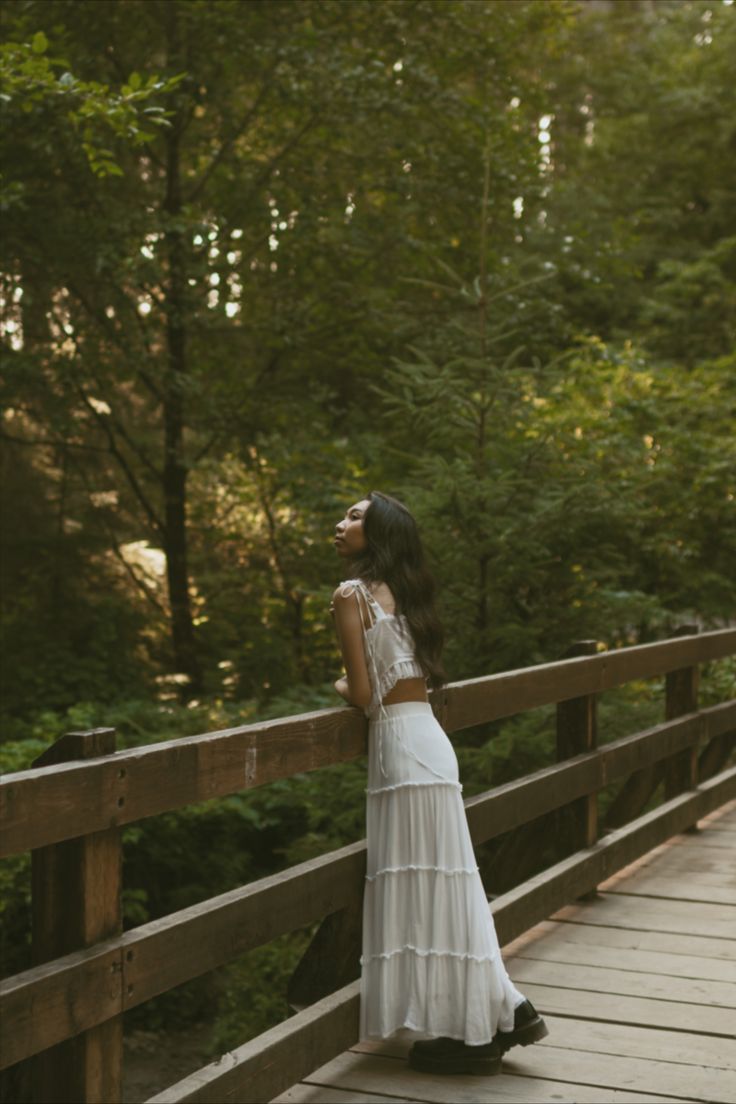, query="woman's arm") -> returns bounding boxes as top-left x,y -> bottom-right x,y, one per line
331,586 -> 372,709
